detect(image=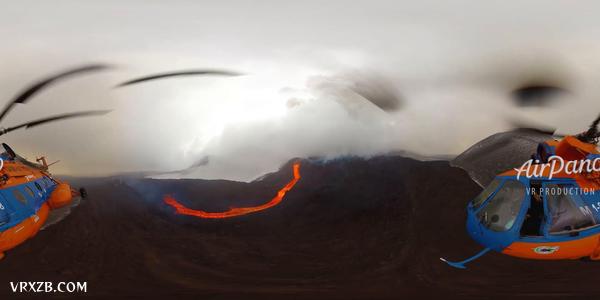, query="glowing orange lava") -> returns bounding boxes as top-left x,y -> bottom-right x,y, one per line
163,162 -> 301,218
